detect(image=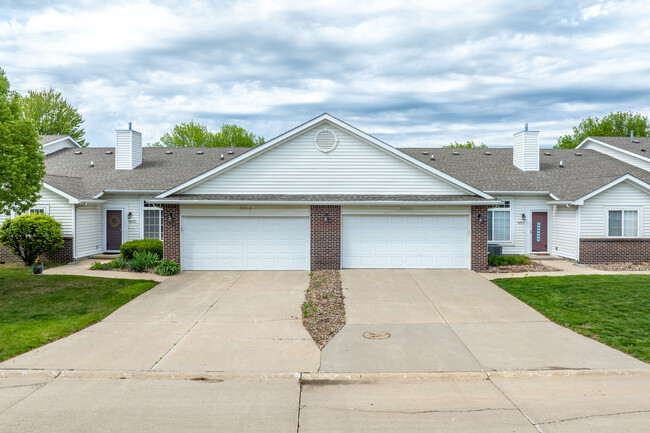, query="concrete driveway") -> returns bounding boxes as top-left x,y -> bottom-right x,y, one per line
321,269 -> 648,372
1,271 -> 320,373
